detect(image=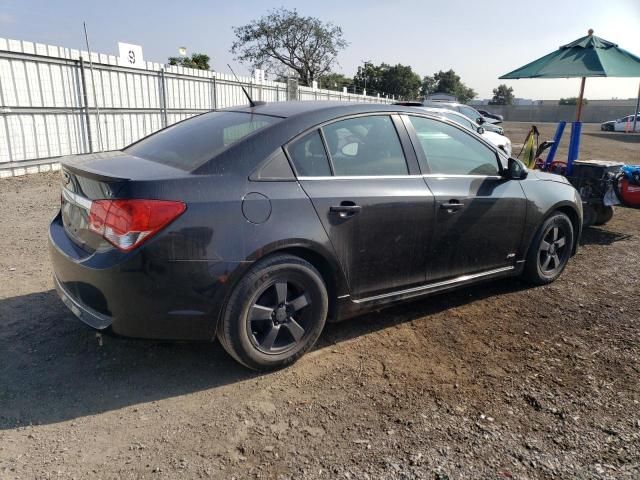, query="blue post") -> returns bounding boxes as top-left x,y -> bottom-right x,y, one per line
544,121 -> 566,168
566,121 -> 582,175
